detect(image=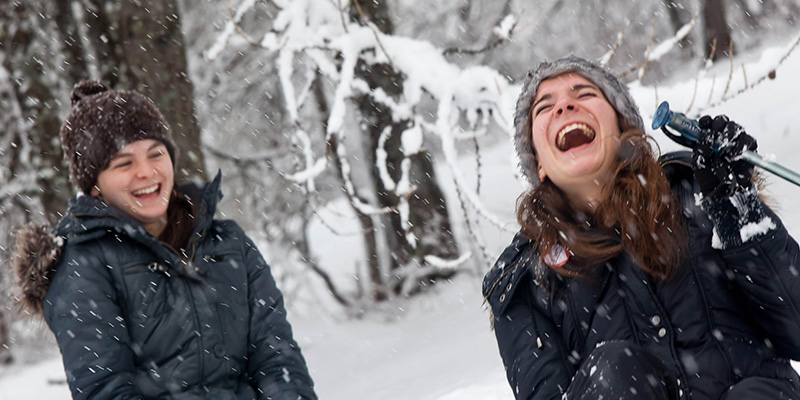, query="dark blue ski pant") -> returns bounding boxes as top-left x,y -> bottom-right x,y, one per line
565,340 -> 800,400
